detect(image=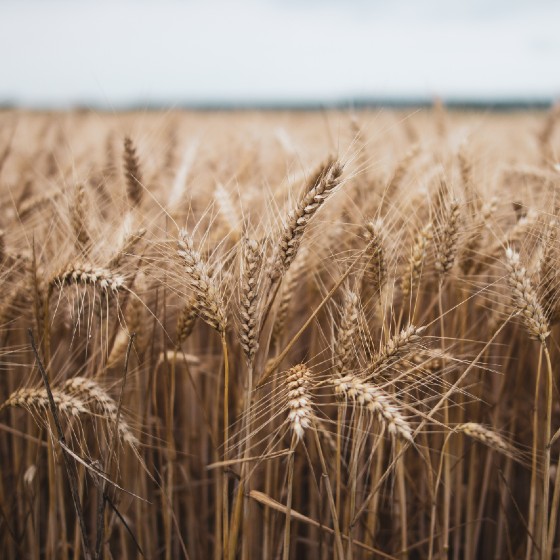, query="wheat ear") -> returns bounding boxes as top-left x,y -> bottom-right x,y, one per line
123,136 -> 143,207
505,248 -> 550,341
107,227 -> 147,269
63,377 -> 138,448
333,374 -> 413,441
401,222 -> 433,296
362,219 -> 387,296
0,387 -> 89,417
50,263 -> 125,294
285,364 -> 313,441
71,183 -> 91,251
333,286 -> 360,376
460,197 -> 497,274
456,423 -> 513,455
176,297 -> 198,347
239,237 -> 262,366
435,199 -> 461,277
367,324 -> 426,376
270,159 -> 343,280
271,247 -> 308,345
177,229 -> 227,334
